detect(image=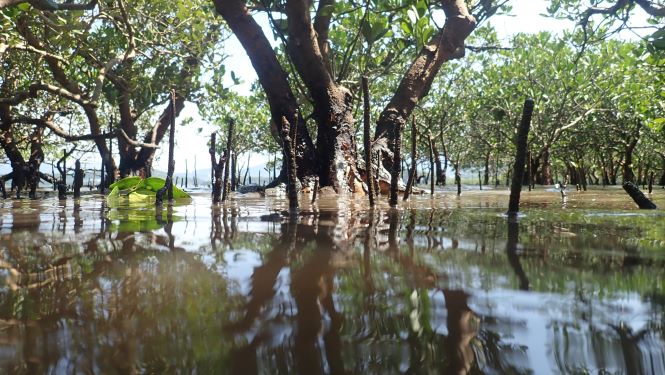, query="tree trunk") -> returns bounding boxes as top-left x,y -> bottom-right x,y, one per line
231,152 -> 237,191
0,79 -> 29,191
82,106 -> 117,185
440,132 -> 449,186
600,153 -> 611,186
454,162 -> 461,196
375,1 -> 476,172
483,150 -> 490,185
132,92 -> 186,176
623,181 -> 657,209
27,125 -> 45,198
284,0 -> 361,191
432,142 -> 444,185
117,92 -> 138,177
622,122 -> 641,183
214,0 -> 317,182
403,117 -> 417,201
539,148 -> 552,185
609,155 -> 618,185
429,134 -> 435,195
